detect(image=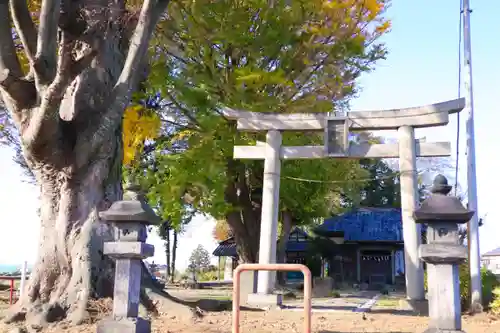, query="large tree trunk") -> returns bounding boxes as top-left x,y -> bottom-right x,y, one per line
0,0 -> 176,327
165,228 -> 171,281
224,161 -> 261,263
227,211 -> 260,263
277,211 -> 293,285
12,140 -> 122,326
170,230 -> 178,282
